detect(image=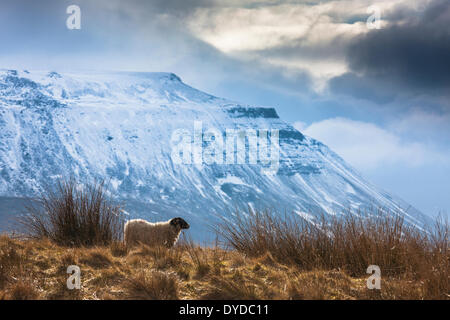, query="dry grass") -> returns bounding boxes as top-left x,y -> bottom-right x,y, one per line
0,235 -> 447,300
110,241 -> 128,257
4,281 -> 40,300
0,209 -> 447,300
217,210 -> 449,299
179,235 -> 226,279
124,271 -> 179,300
19,178 -> 124,247
79,249 -> 112,269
